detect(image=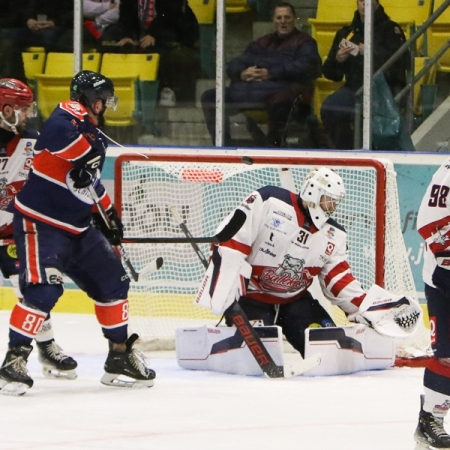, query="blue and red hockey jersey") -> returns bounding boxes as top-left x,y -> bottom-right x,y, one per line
13,101 -> 112,234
